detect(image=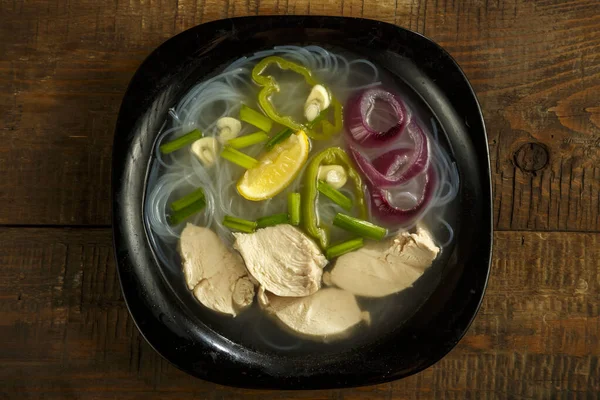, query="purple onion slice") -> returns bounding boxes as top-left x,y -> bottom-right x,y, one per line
345,88 -> 408,148
349,122 -> 429,188
370,166 -> 436,225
